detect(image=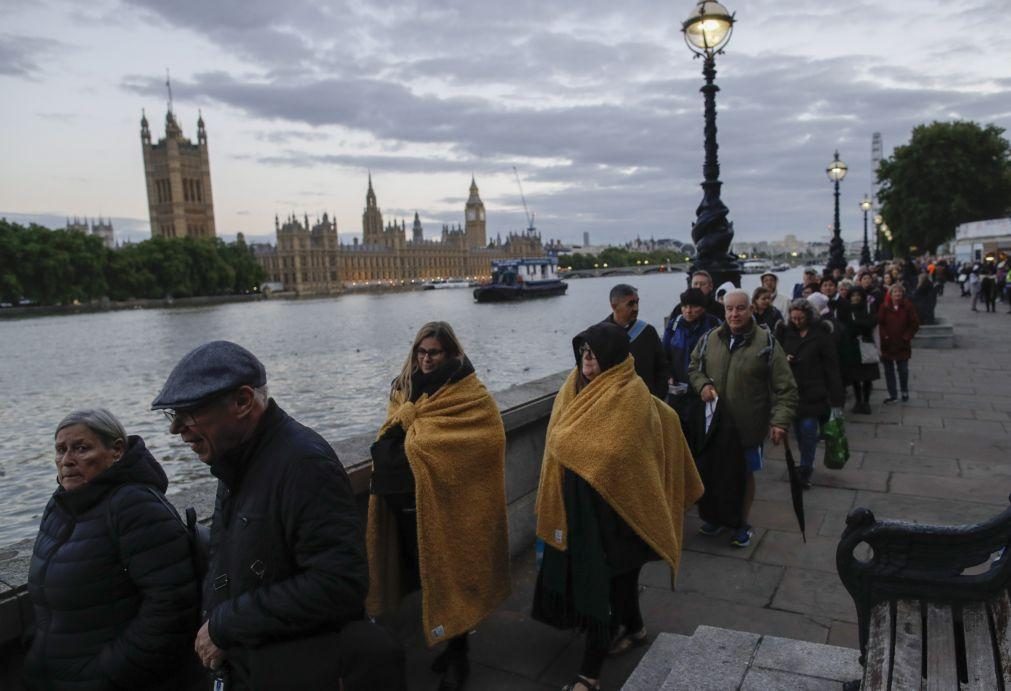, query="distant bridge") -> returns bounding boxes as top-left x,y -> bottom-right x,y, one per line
561,263 -> 691,278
